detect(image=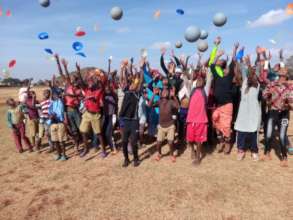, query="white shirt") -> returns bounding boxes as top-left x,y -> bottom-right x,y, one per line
234,79 -> 261,132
